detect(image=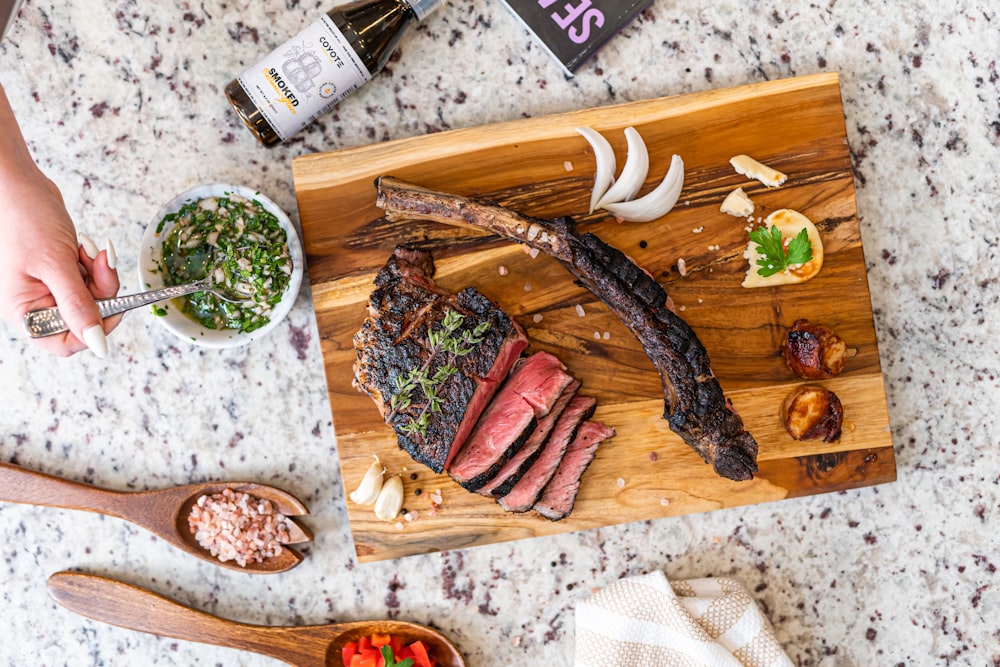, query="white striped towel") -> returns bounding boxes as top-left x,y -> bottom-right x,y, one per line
574,572 -> 793,667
